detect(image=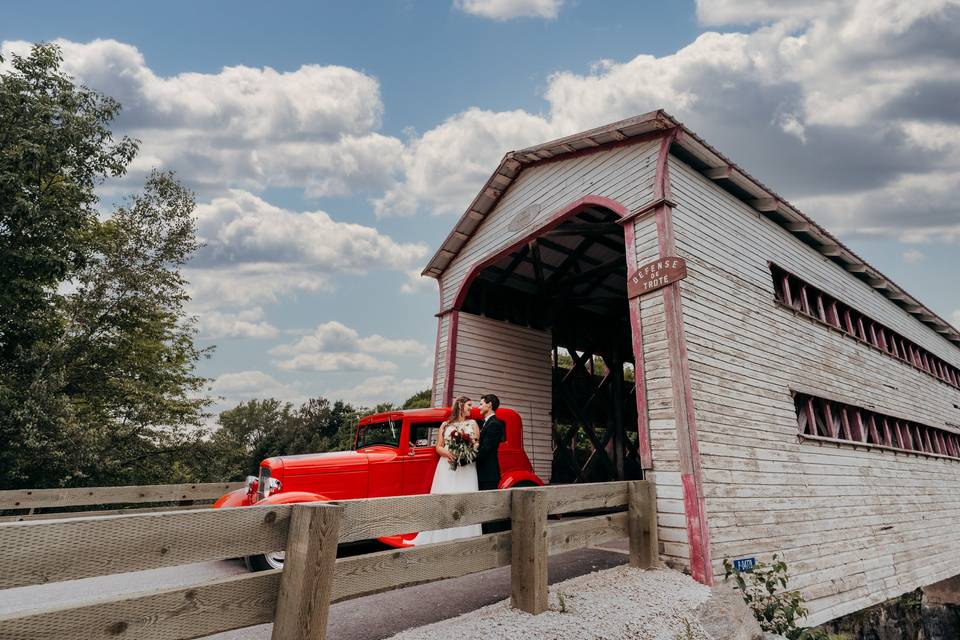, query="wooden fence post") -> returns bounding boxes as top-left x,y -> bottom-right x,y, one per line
628,480 -> 658,569
511,486 -> 548,614
272,502 -> 343,640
